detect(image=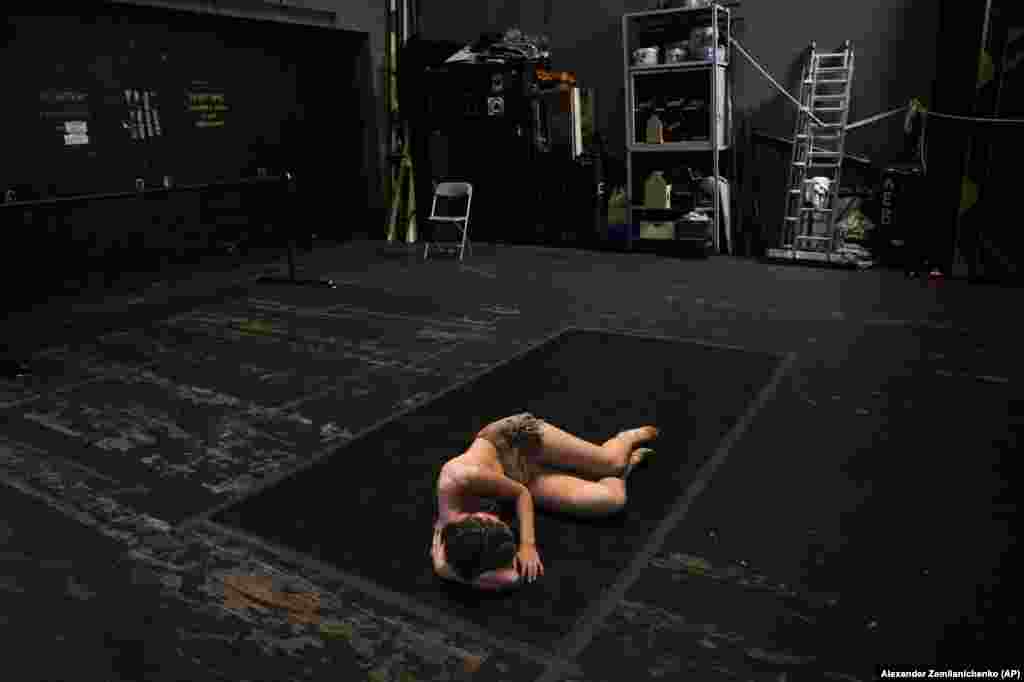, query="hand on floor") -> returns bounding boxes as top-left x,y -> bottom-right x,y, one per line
515,544 -> 544,583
